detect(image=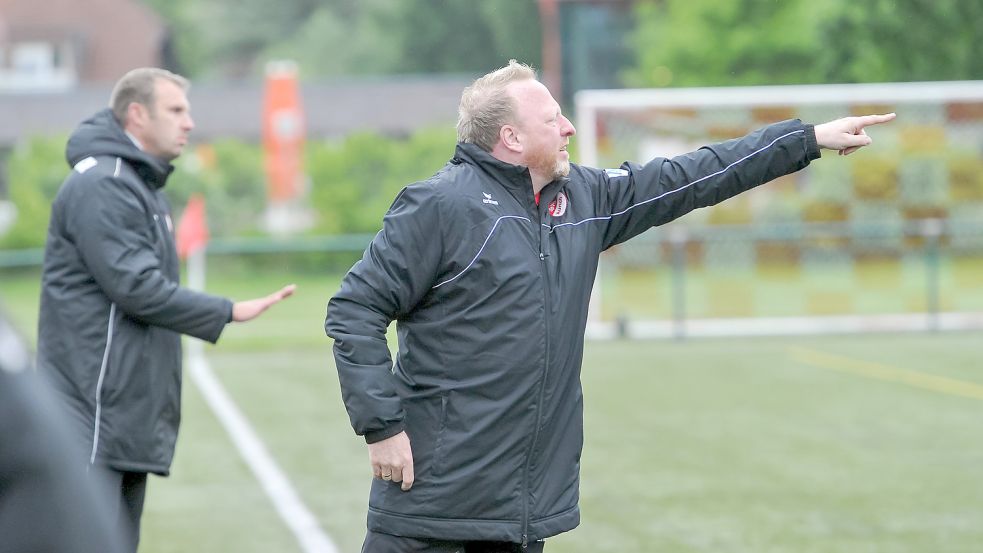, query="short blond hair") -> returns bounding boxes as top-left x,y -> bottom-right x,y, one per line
109,68 -> 190,125
457,60 -> 537,151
